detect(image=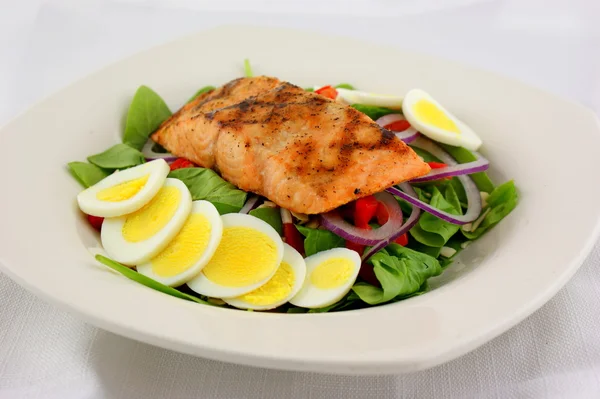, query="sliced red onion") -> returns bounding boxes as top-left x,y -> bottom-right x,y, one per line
375,113 -> 405,127
393,128 -> 419,143
280,208 -> 293,224
386,136 -> 482,225
361,183 -> 421,261
142,139 -> 177,162
320,192 -> 404,245
375,113 -> 419,143
240,195 -> 261,214
410,149 -> 489,182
